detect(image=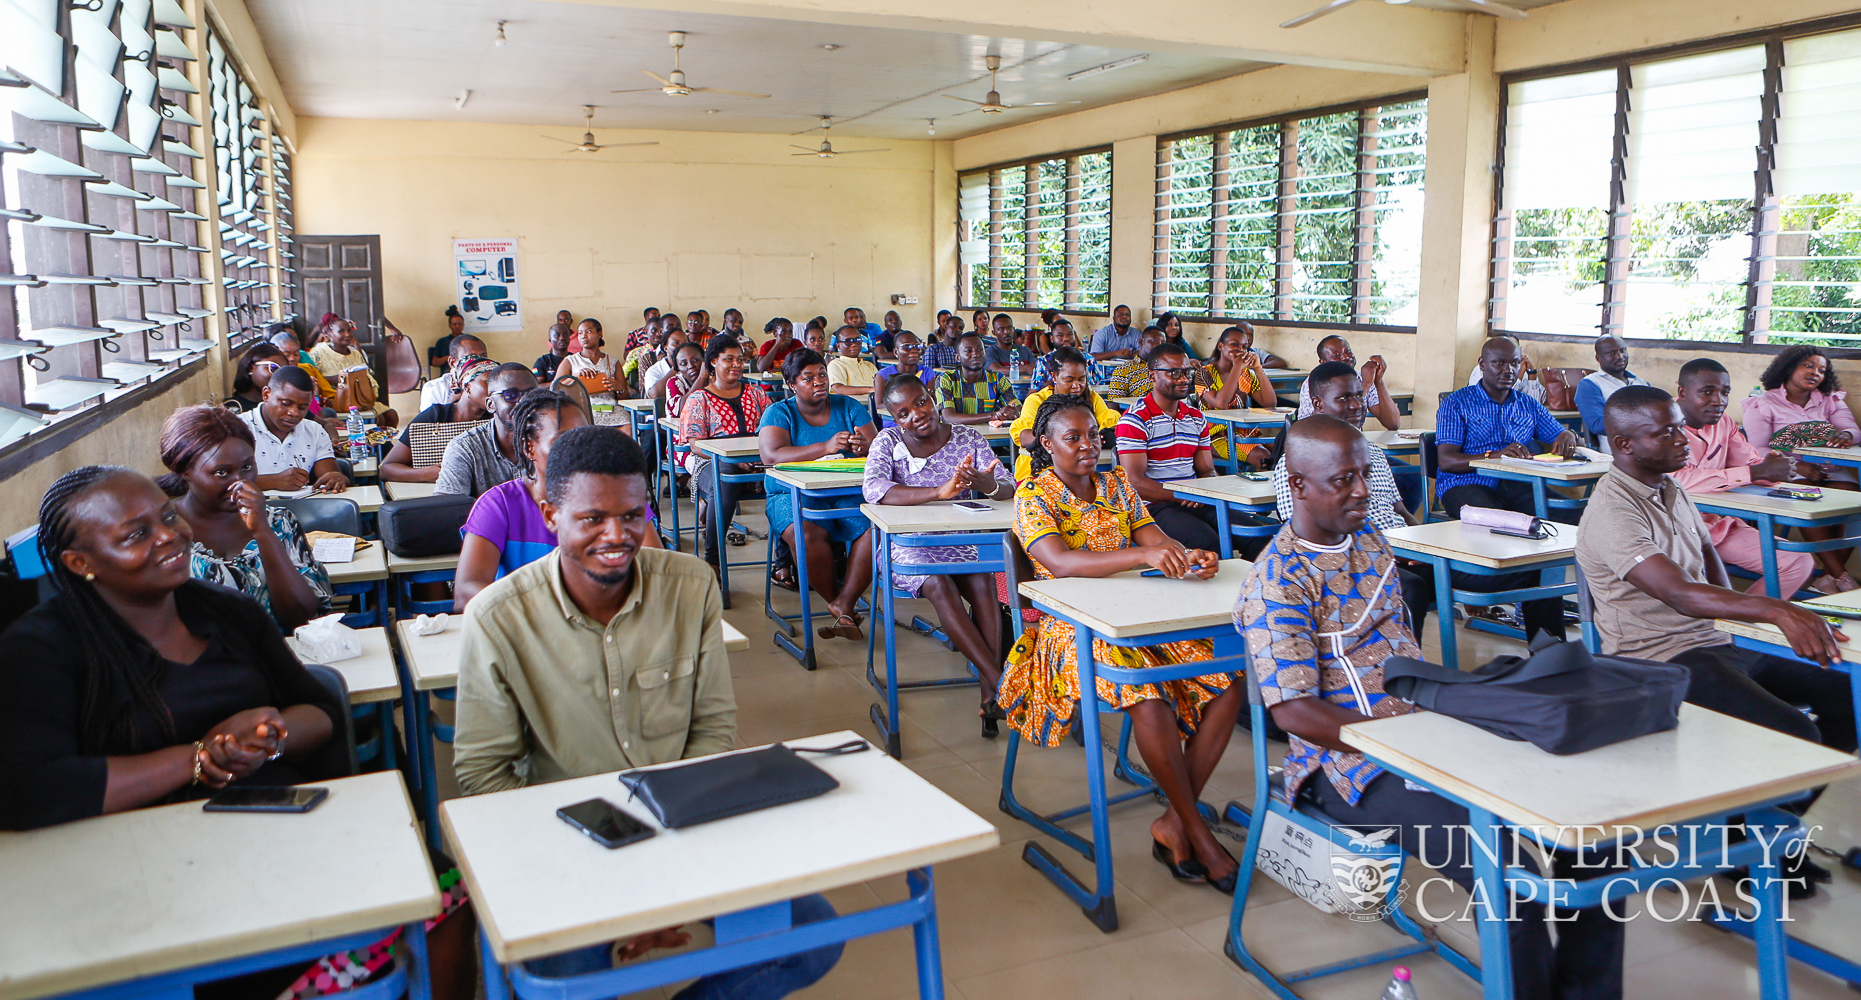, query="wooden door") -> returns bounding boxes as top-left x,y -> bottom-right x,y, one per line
295,235 -> 385,382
